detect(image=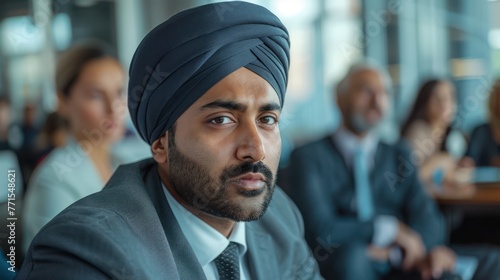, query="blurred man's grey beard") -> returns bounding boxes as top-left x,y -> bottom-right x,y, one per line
350,112 -> 377,134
